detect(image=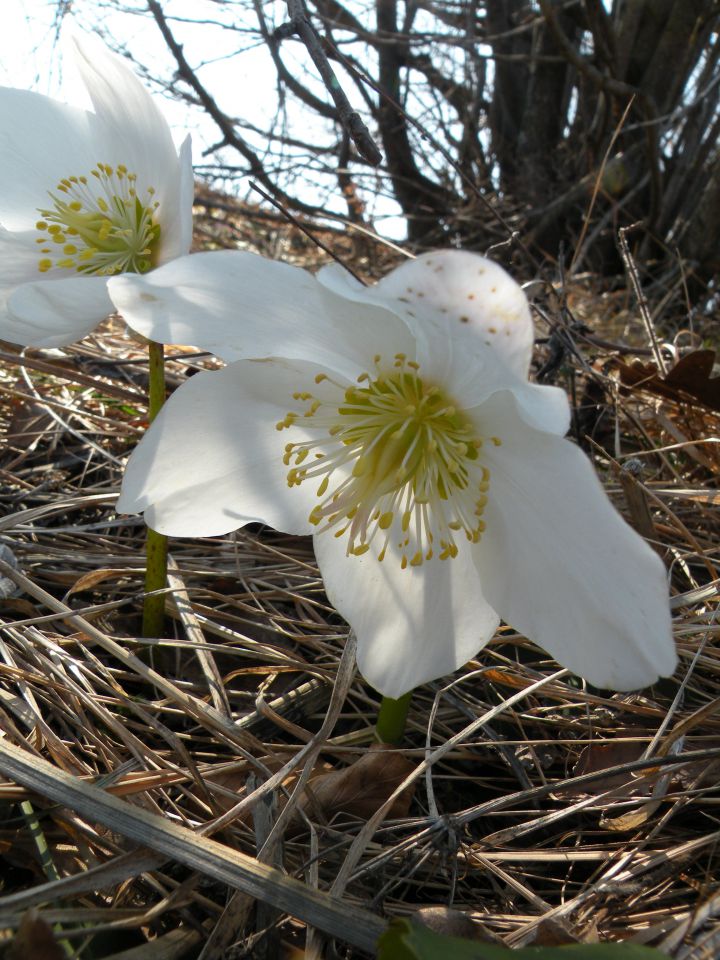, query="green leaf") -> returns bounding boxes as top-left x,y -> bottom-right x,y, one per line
377,919 -> 666,960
